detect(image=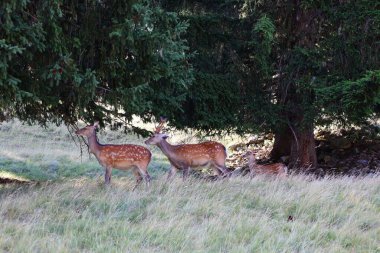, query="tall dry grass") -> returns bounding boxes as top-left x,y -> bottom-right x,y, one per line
1,176 -> 379,252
